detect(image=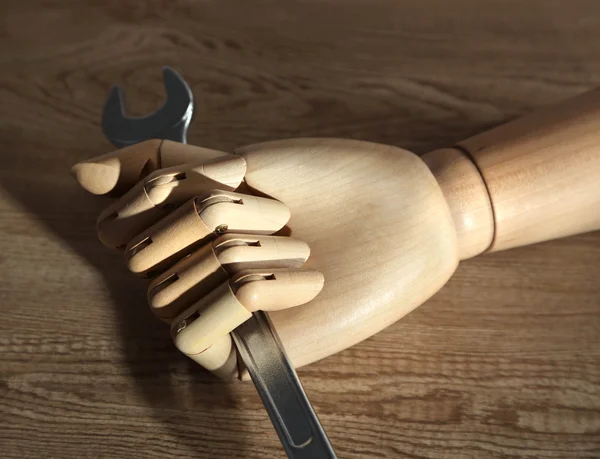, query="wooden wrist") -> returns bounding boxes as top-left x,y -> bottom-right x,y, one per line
424,88 -> 600,259
421,148 -> 494,260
